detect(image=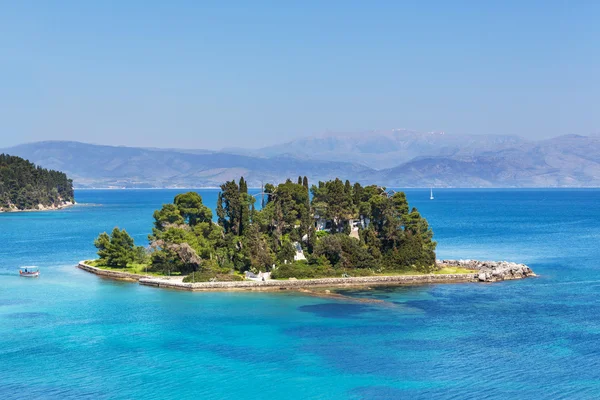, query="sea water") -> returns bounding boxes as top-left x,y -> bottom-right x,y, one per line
1,189 -> 599,399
